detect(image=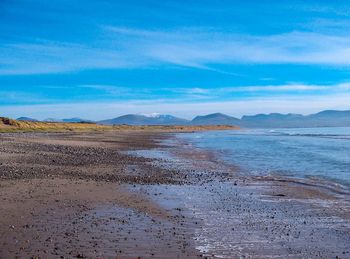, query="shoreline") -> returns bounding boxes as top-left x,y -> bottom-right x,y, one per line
0,131 -> 349,258
166,132 -> 350,198
125,132 -> 350,257
0,131 -> 201,258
